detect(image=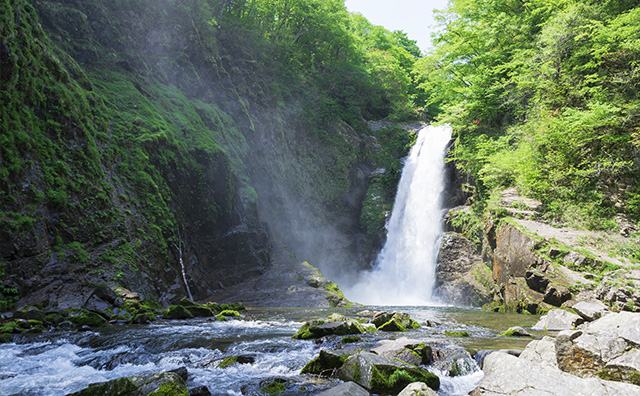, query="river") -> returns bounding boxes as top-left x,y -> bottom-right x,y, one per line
0,306 -> 540,395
